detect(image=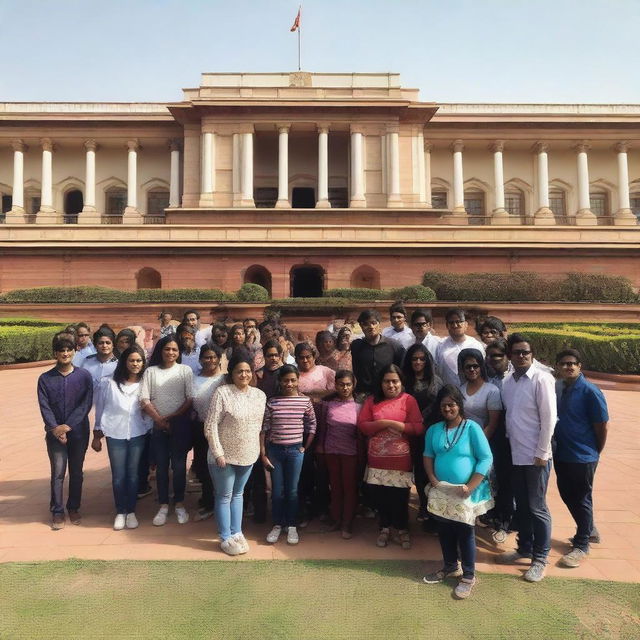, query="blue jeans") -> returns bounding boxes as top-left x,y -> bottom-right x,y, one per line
268,443 -> 304,527
46,431 -> 89,515
512,462 -> 552,564
208,452 -> 253,541
437,518 -> 477,579
106,435 -> 146,514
